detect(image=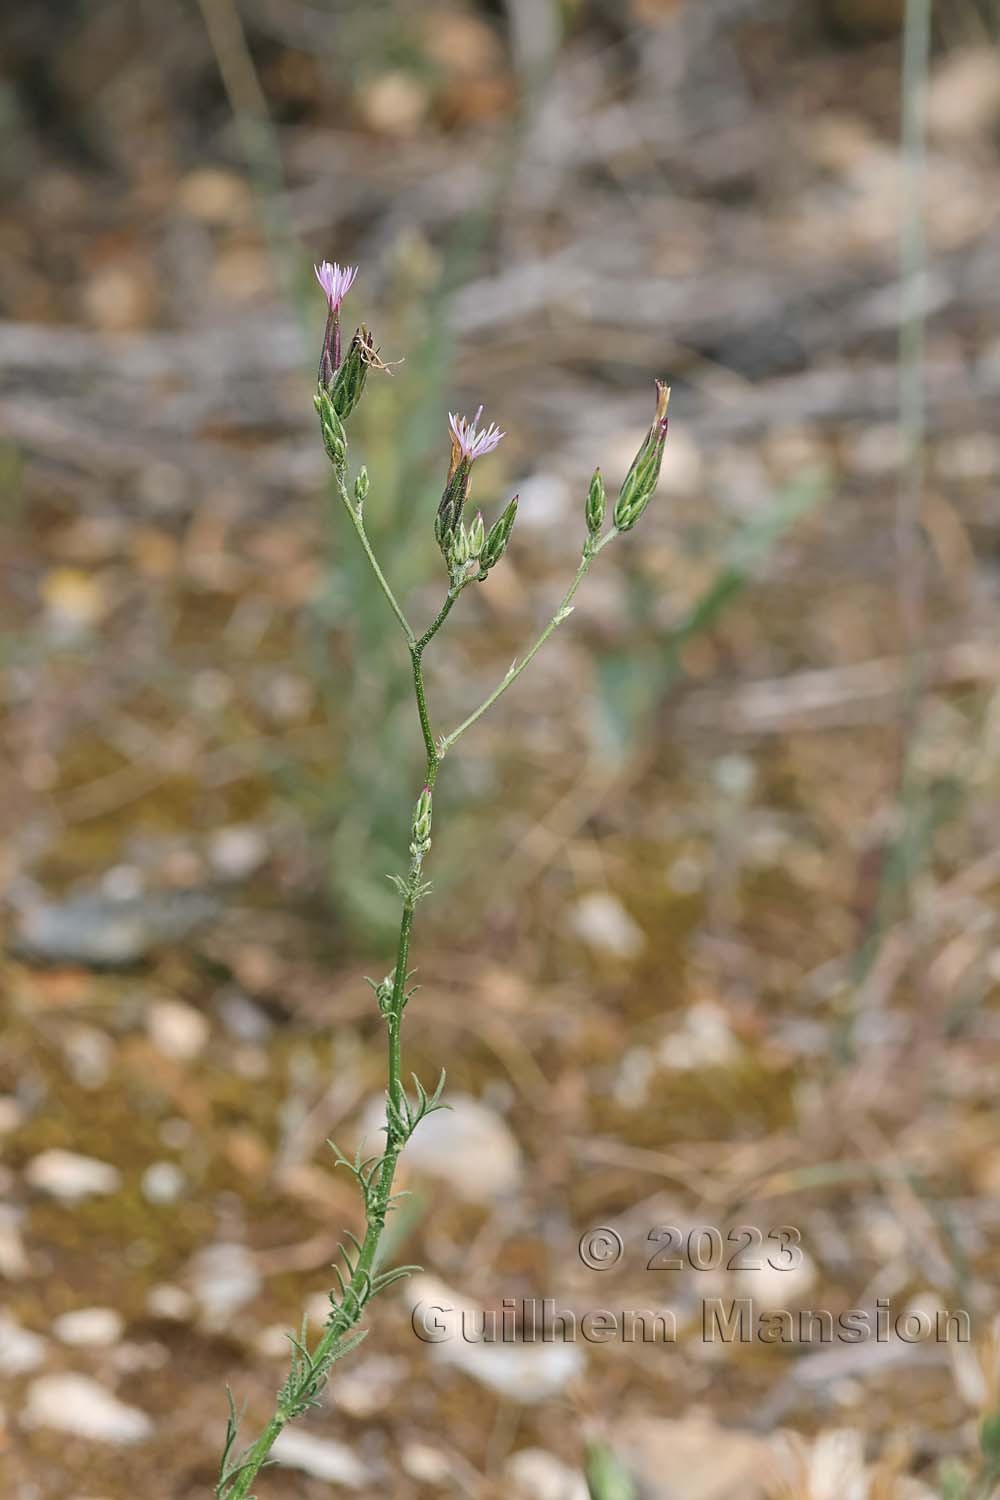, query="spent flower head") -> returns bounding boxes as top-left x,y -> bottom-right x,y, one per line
613,380 -> 670,533
314,260 -> 358,312
448,405 -> 505,464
